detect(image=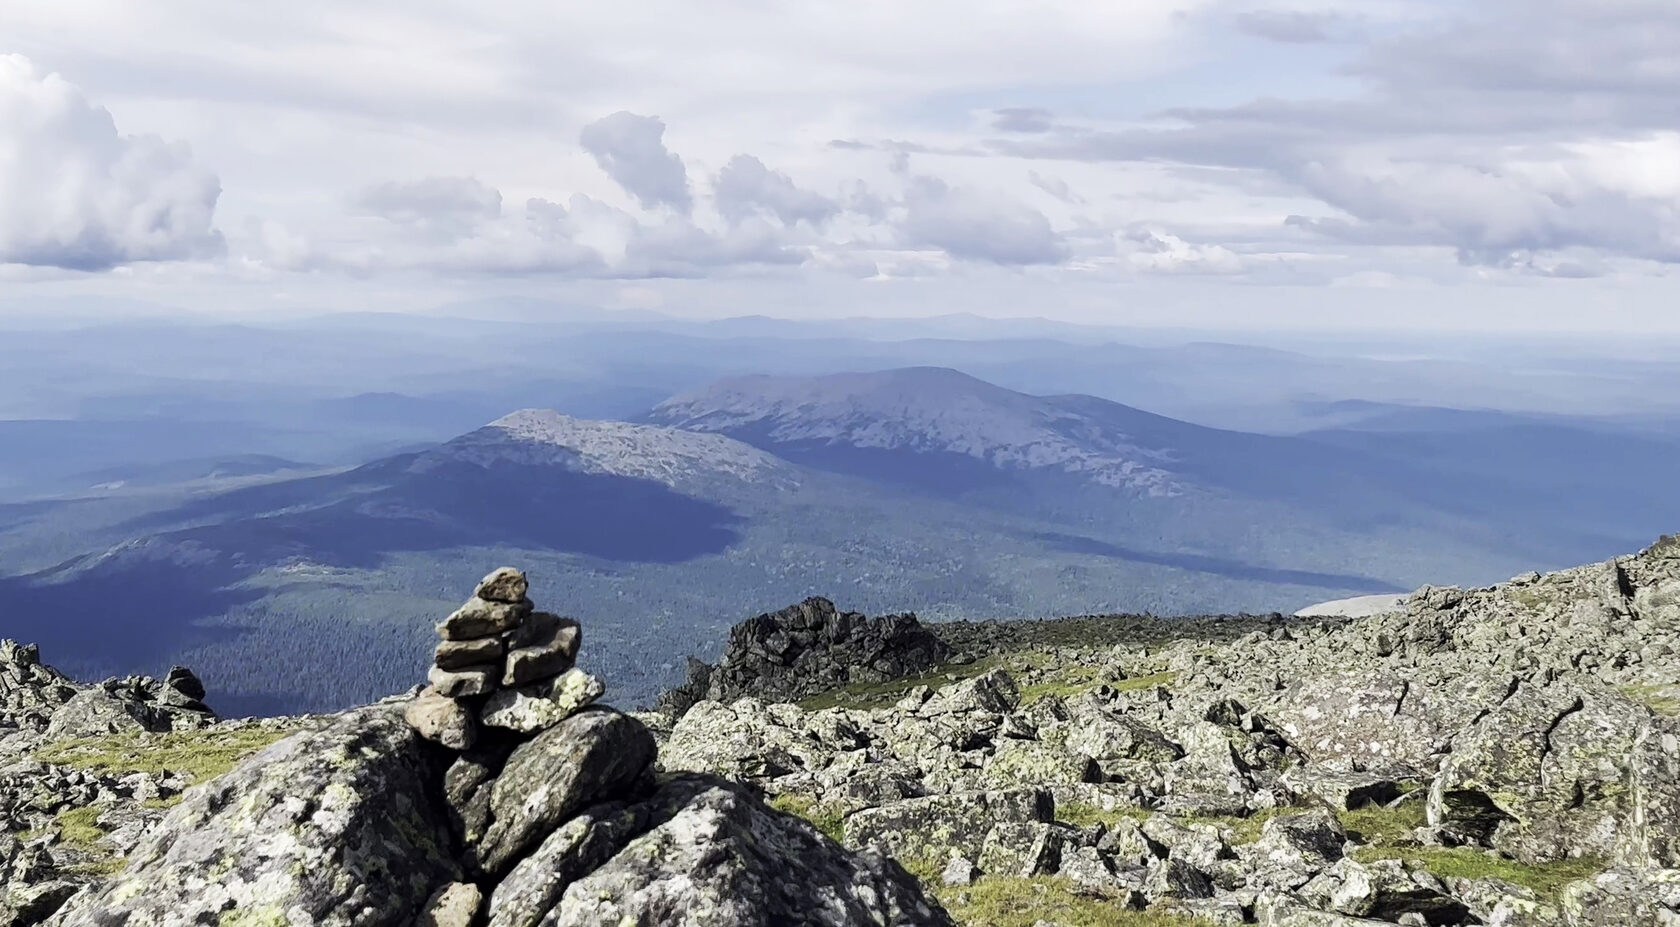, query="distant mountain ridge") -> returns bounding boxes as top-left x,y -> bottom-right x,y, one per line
651,367 -> 1186,495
